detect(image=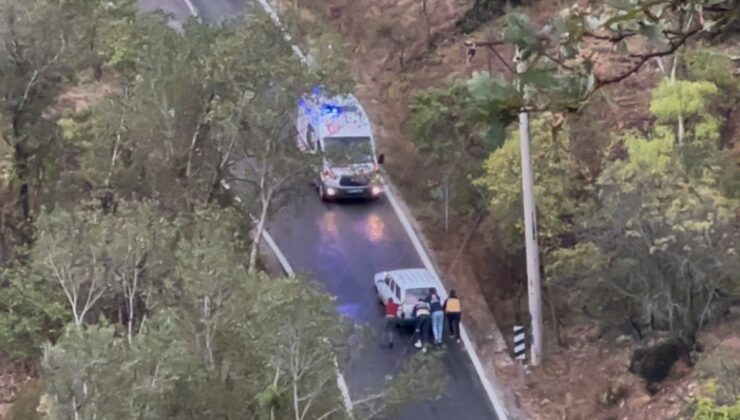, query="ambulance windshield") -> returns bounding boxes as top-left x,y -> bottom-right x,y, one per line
323,137 -> 374,166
